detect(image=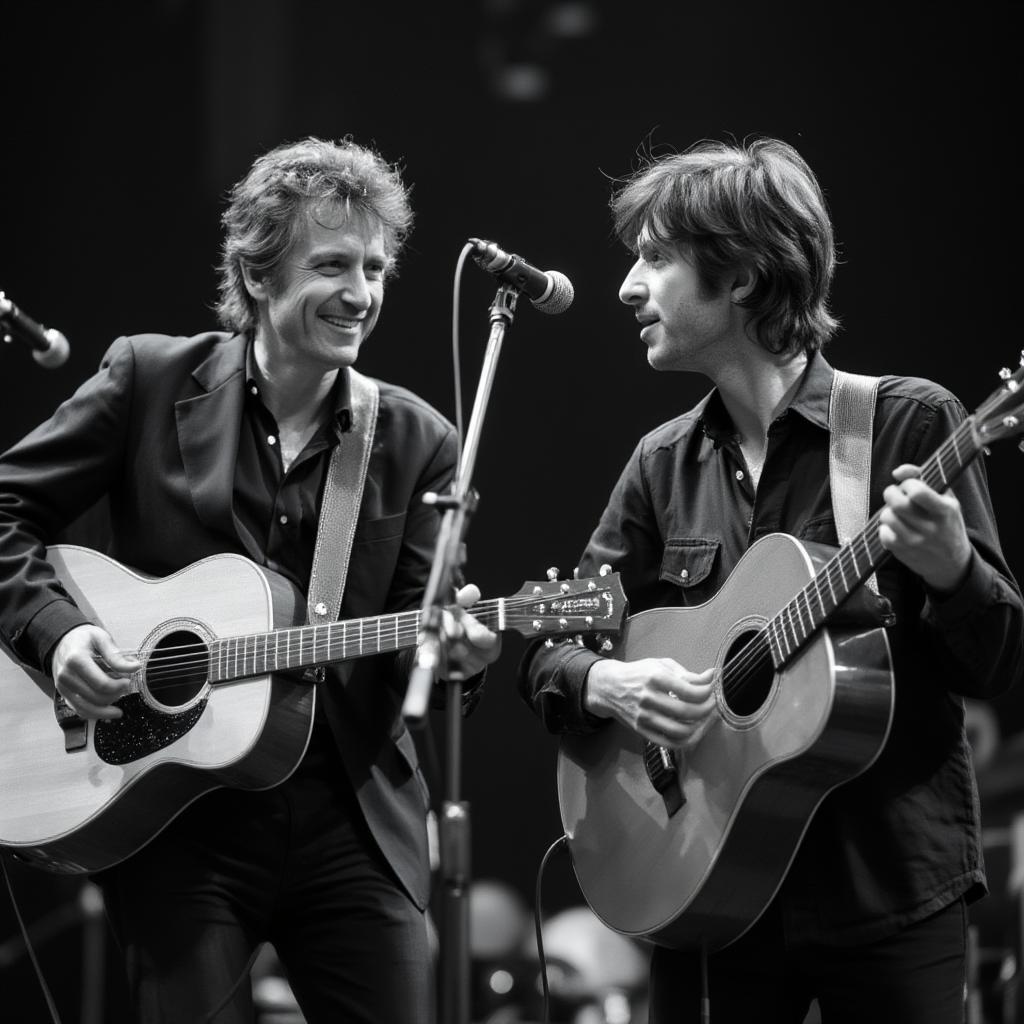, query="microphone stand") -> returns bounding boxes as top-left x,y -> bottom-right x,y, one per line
403,282 -> 521,1024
